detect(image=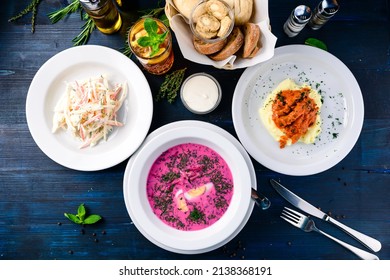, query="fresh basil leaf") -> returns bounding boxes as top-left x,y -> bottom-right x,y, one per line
64,213 -> 82,224
305,38 -> 328,51
83,214 -> 102,225
77,203 -> 86,221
